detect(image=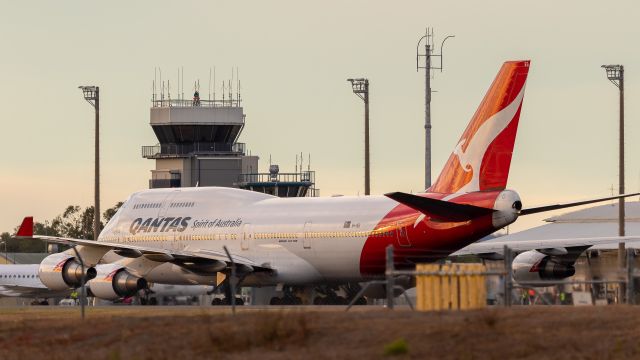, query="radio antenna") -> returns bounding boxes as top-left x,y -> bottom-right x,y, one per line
237,67 -> 241,104
153,68 -> 156,103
